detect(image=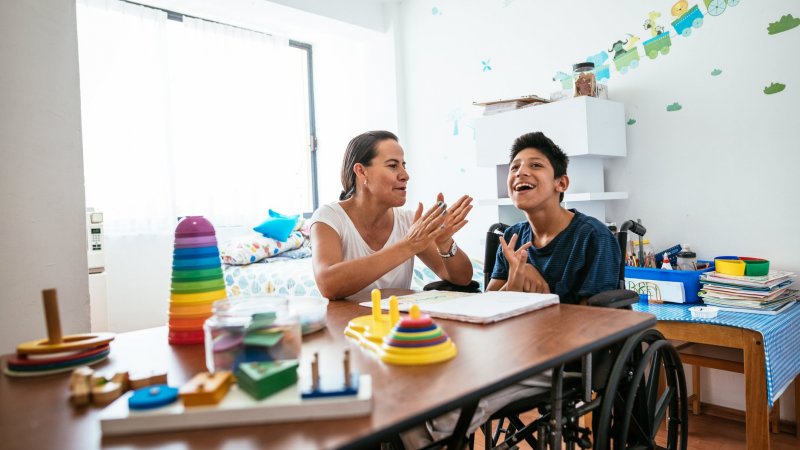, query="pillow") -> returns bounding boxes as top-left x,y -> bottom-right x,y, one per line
268,209 -> 305,231
254,215 -> 299,242
220,231 -> 305,265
